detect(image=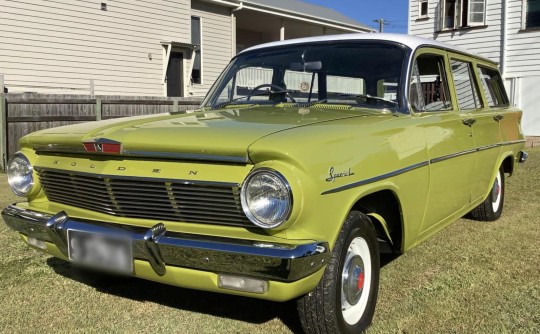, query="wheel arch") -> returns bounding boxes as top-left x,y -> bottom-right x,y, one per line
350,189 -> 404,254
501,154 -> 515,176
